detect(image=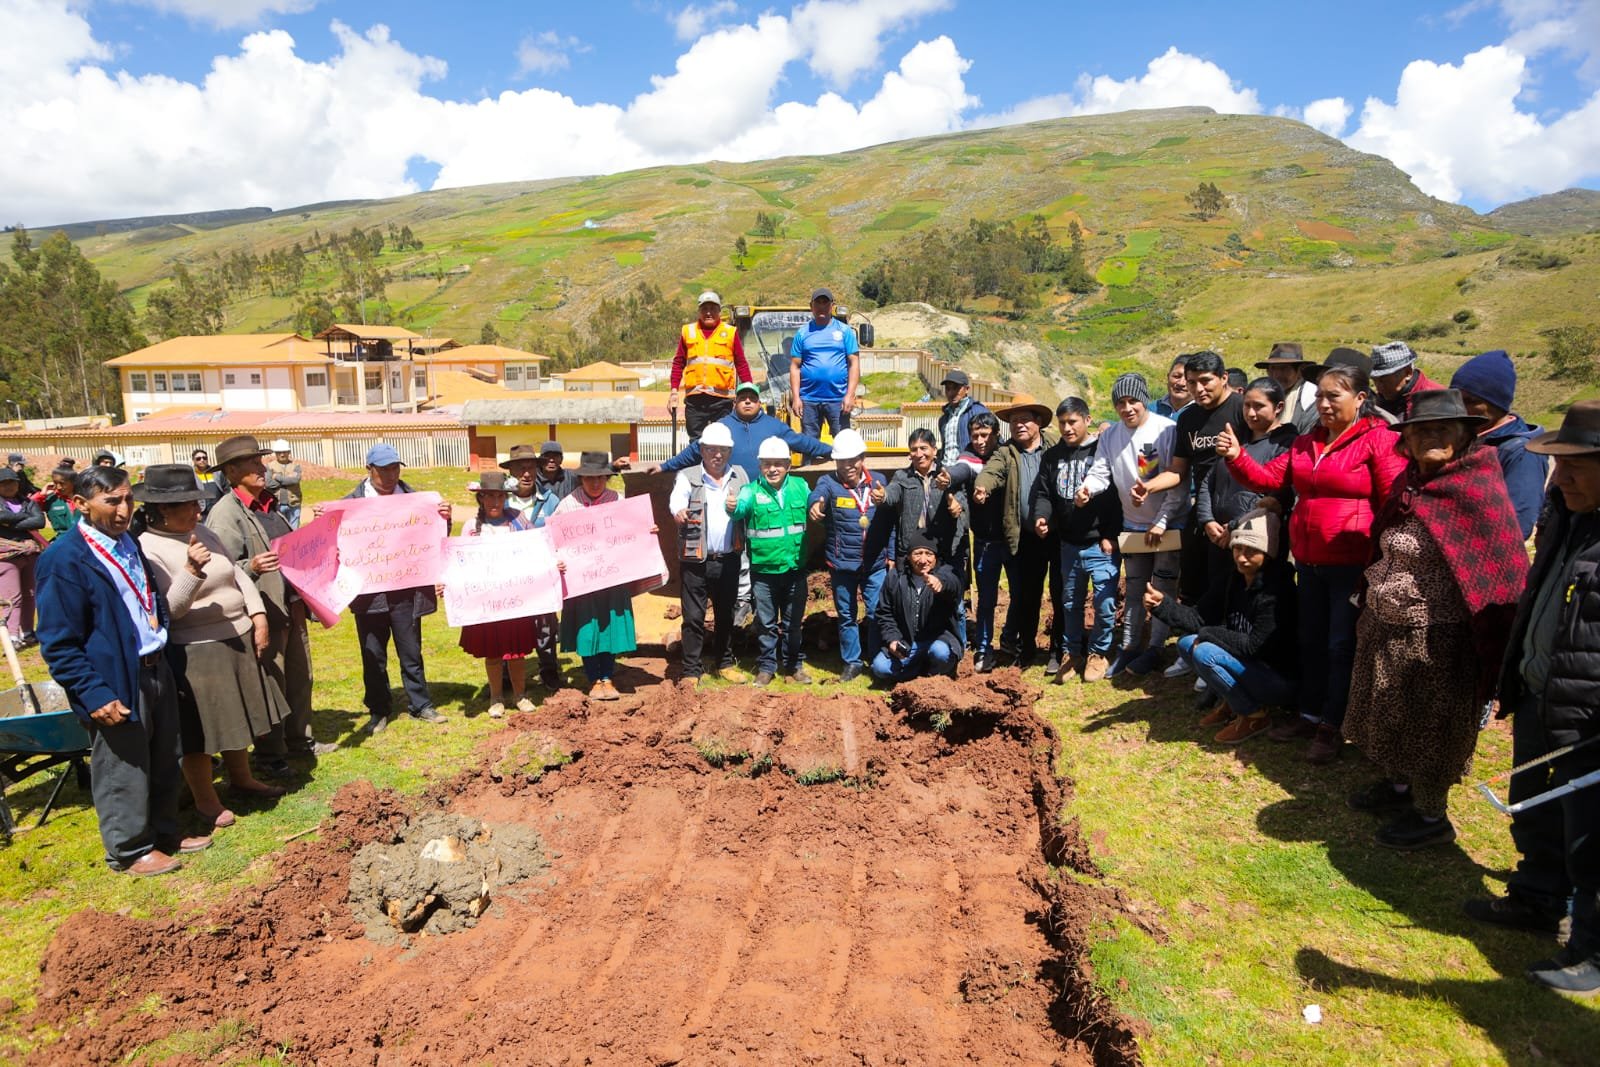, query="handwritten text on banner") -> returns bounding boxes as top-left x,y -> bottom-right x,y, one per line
318,492 -> 447,595
440,528 -> 562,627
272,512 -> 364,628
543,495 -> 667,600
